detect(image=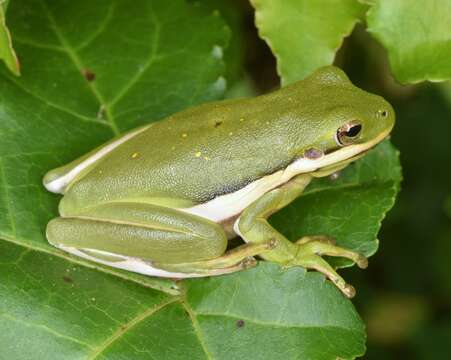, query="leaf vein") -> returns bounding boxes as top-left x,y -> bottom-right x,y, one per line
5,75 -> 110,128
88,297 -> 179,360
74,2 -> 116,51
108,2 -> 161,109
40,0 -> 120,135
0,313 -> 95,350
191,311 -> 363,332
12,36 -> 65,51
182,301 -> 214,360
0,233 -> 179,295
